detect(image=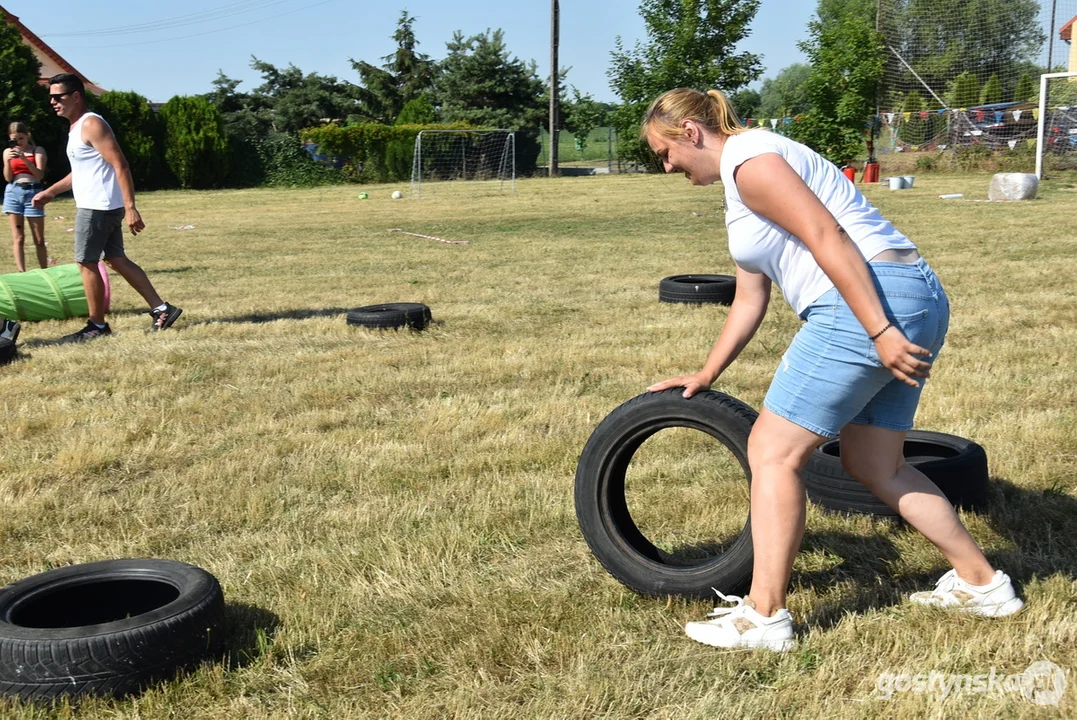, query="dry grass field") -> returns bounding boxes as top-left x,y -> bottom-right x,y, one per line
1,169 -> 1075,718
